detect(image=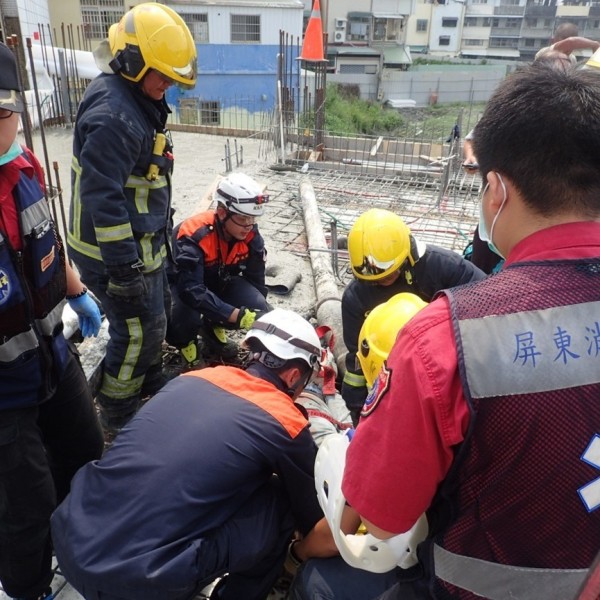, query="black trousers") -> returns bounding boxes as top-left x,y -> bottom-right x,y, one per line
0,348 -> 104,598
